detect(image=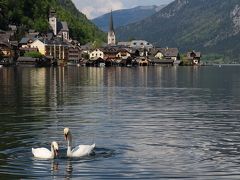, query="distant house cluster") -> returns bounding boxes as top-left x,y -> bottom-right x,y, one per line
0,9 -> 201,67
84,42 -> 182,67
0,8 -> 81,66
